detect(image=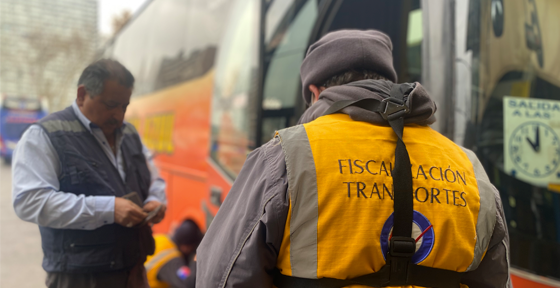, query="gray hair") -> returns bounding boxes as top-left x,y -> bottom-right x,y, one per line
322,69 -> 390,88
77,59 -> 134,97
